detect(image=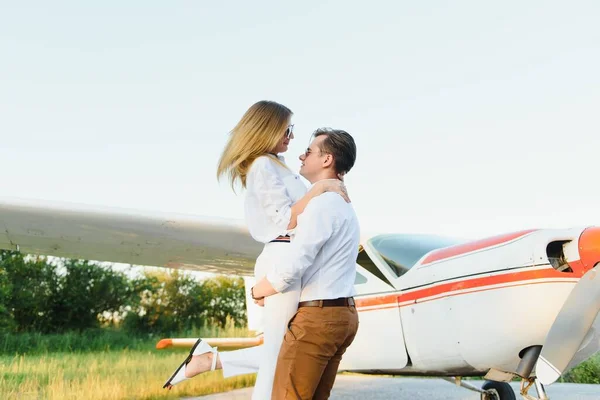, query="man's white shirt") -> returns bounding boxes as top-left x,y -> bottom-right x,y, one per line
267,191 -> 360,302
